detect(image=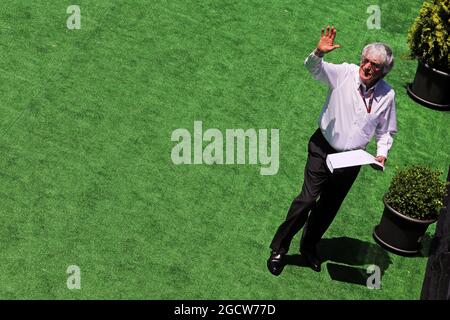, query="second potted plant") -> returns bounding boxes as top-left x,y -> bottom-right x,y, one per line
406,0 -> 450,110
373,165 -> 448,255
